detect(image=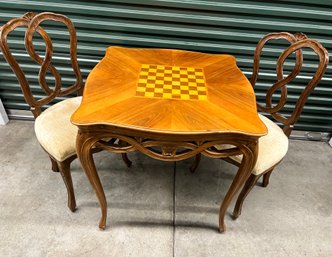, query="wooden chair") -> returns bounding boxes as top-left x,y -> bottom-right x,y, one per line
231,32 -> 329,218
0,12 -> 131,212
191,32 -> 329,218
